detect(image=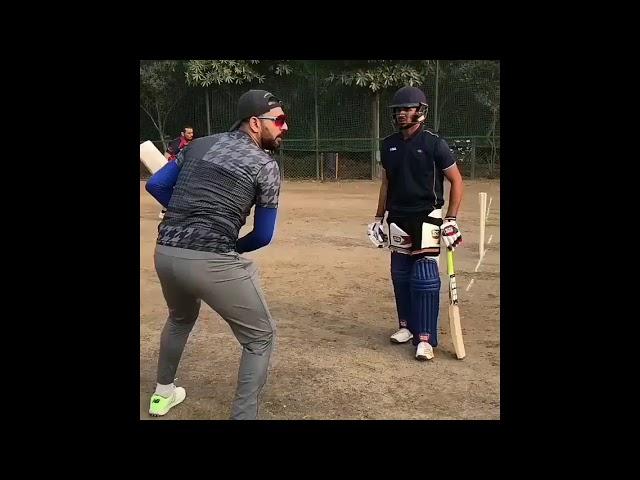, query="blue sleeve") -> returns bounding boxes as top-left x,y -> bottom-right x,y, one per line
236,206 -> 278,254
145,160 -> 181,208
